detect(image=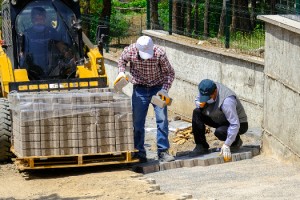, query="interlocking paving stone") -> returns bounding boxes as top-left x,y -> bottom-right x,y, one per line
132,146 -> 260,174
